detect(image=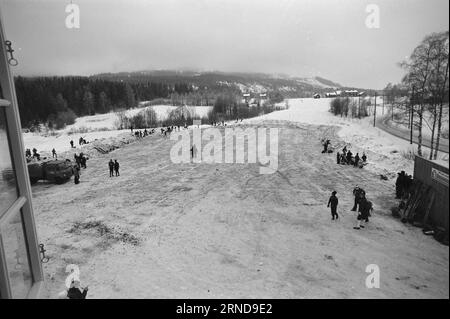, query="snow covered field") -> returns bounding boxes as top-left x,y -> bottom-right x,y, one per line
22,104 -> 212,158
25,98 -> 448,299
